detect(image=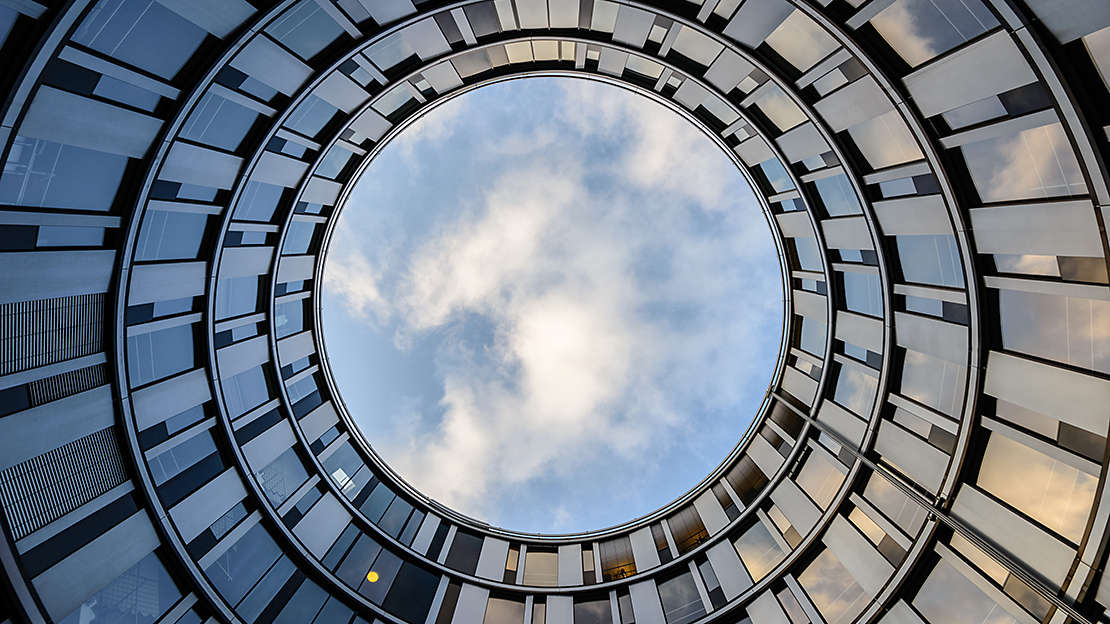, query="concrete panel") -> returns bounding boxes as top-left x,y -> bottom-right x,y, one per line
411,513 -> 441,555
558,544 -> 583,586
704,49 -> 755,92
546,595 -> 573,624
170,468 -> 247,542
822,216 -> 873,250
219,246 -> 274,278
475,537 -> 510,581
277,331 -> 315,363
735,137 -> 775,167
748,433 -> 785,477
277,254 -> 315,284
775,211 -> 814,238
970,200 -> 1103,257
302,177 -> 342,205
155,0 -> 254,37
693,490 -> 731,535
0,250 -> 114,304
349,108 -> 391,141
630,527 -> 661,571
776,122 -> 826,163
769,479 -> 821,534
300,401 -> 339,442
0,386 -> 113,470
252,151 -> 309,188
612,5 -> 654,47
814,77 -> 892,133
132,368 -> 210,430
747,590 -> 789,624
781,367 -> 818,405
835,311 -> 883,353
315,72 -> 367,114
793,289 -> 827,320
817,400 -> 866,447
705,540 -> 753,599
128,261 -> 206,306
450,584 -> 490,624
629,579 -> 667,624
873,420 -> 947,493
873,195 -> 951,235
723,0 -> 793,47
